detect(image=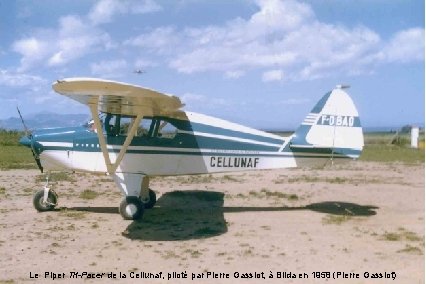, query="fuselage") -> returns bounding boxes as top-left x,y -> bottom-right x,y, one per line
19,111 -> 349,176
